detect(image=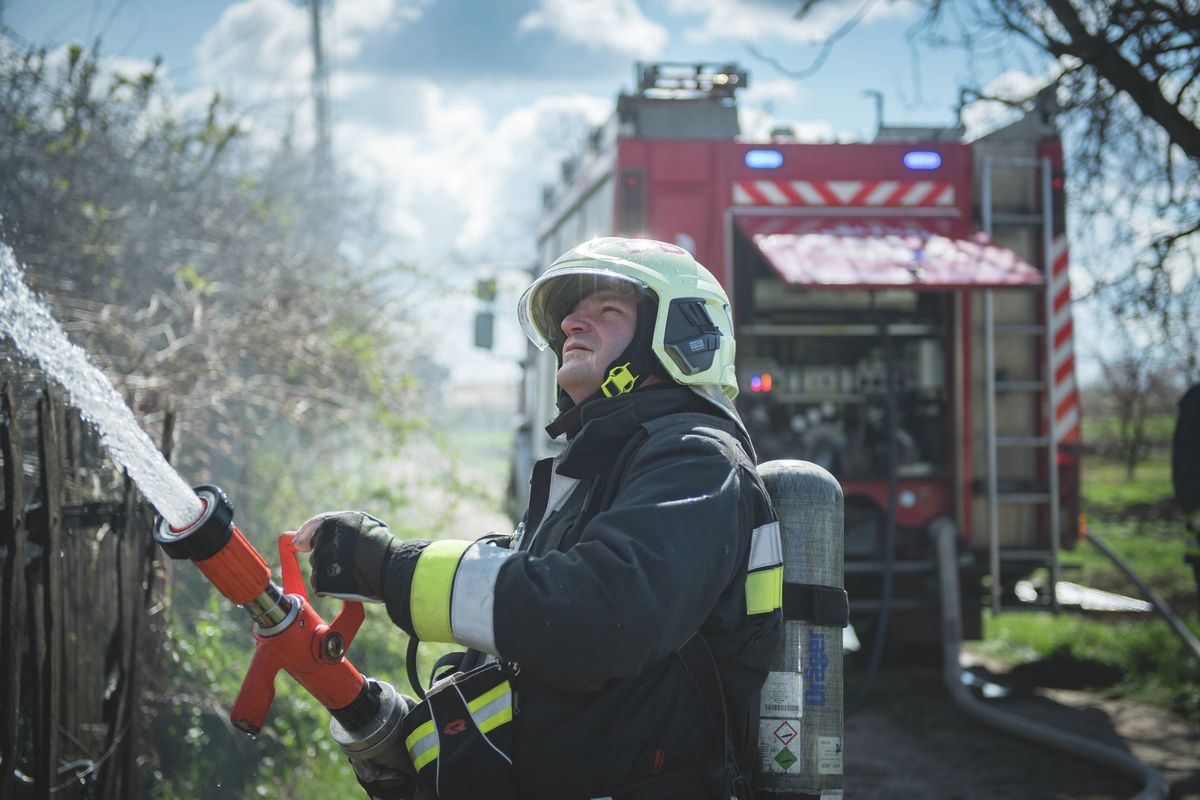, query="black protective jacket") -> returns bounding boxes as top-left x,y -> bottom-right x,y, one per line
1173,383 -> 1200,514
492,386 -> 781,798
